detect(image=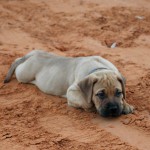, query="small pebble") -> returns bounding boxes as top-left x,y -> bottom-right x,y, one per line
110,42 -> 117,48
